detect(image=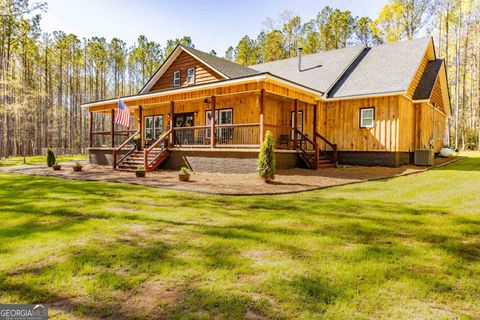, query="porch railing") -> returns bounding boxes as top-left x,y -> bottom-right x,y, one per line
112,129 -> 140,169
315,132 -> 338,164
172,124 -> 261,148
